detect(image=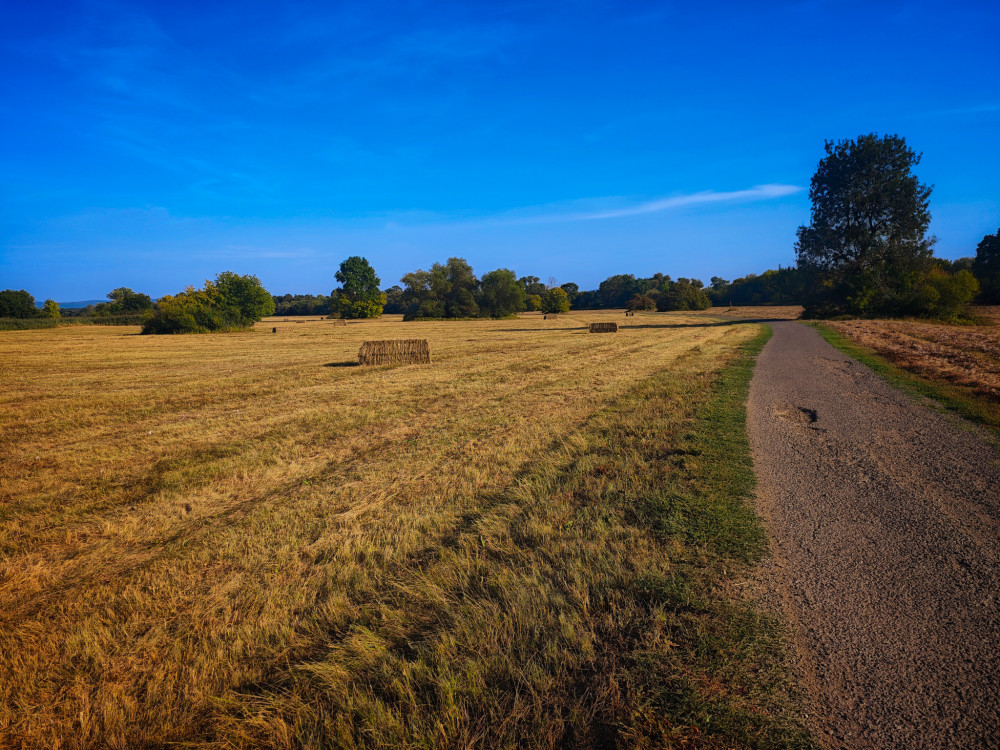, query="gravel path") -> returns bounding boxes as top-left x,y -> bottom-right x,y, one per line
748,322 -> 1000,750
